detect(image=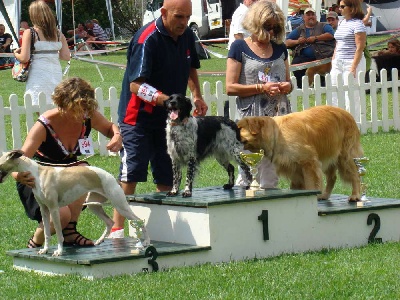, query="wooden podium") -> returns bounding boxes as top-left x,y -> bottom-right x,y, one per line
7,187 -> 400,279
